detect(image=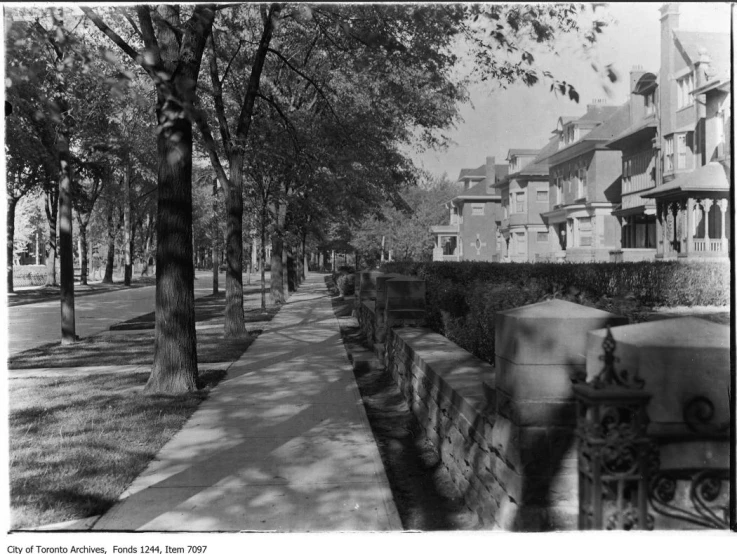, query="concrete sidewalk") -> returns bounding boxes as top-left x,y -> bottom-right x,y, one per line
92,273 -> 402,532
